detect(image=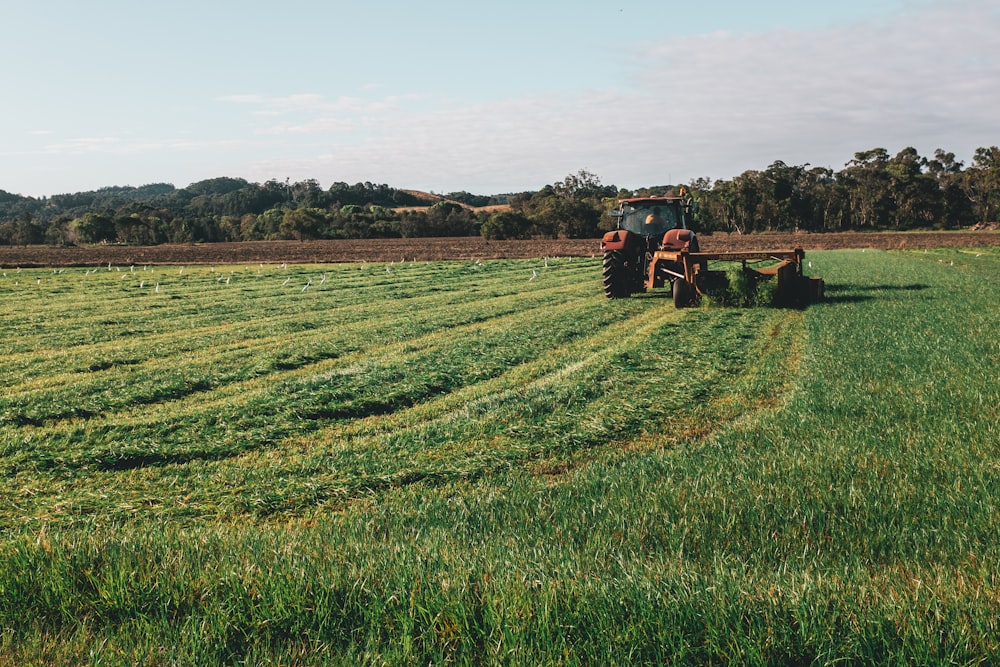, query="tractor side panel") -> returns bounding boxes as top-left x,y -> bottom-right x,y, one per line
600,229 -> 635,252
